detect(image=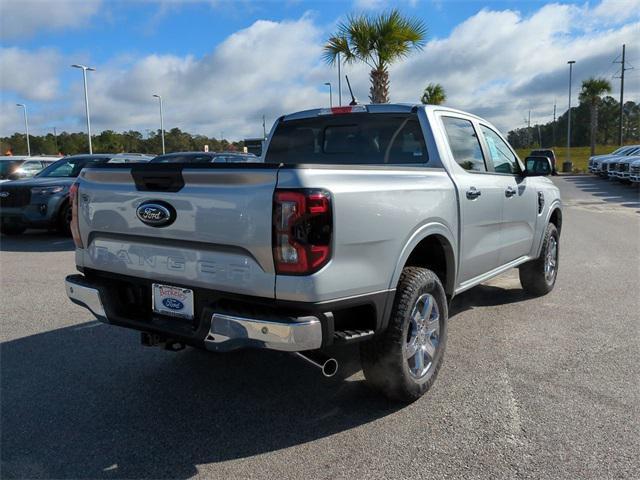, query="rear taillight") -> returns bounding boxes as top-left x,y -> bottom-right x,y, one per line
318,105 -> 367,115
273,189 -> 332,275
69,182 -> 83,248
